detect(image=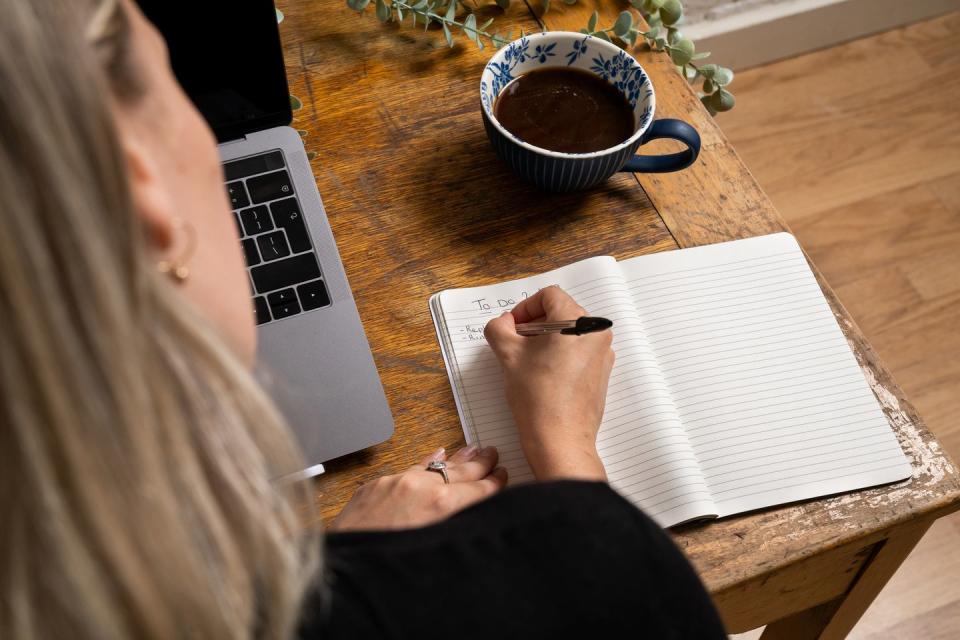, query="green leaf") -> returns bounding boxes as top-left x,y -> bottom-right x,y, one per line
613,11 -> 633,38
347,0 -> 371,10
446,0 -> 457,20
702,78 -> 715,93
714,88 -> 735,112
587,10 -> 598,32
542,0 -> 550,14
496,0 -> 510,8
629,0 -> 645,9
667,28 -> 682,44
376,0 -> 390,22
289,95 -> 303,110
443,22 -> 454,46
464,13 -> 478,43
297,129 -> 309,137
595,30 -> 611,42
645,0 -> 665,9
480,17 -> 494,31
660,0 -> 682,25
701,95 -> 718,116
691,51 -> 710,60
276,8 -> 284,23
712,67 -> 734,86
698,63 -> 718,77
306,151 -> 318,161
646,12 -> 661,27
579,27 -> 590,34
669,37 -> 694,66
396,4 -> 404,19
654,36 -> 666,49
563,0 -> 578,4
